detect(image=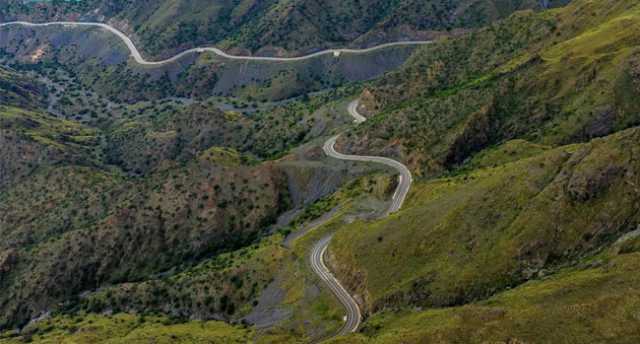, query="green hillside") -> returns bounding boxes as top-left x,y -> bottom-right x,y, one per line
320,0 -> 640,341
3,0 -> 640,342
331,127 -> 640,310
0,314 -> 252,343
329,241 -> 640,343
346,0 -> 640,176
